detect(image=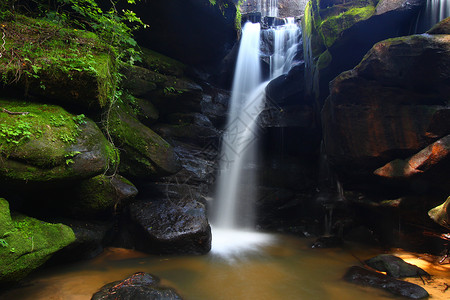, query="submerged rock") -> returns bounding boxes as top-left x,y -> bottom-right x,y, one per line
365,254 -> 429,278
0,198 -> 75,284
92,272 -> 182,300
127,198 -> 211,255
343,266 -> 429,299
428,196 -> 450,229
